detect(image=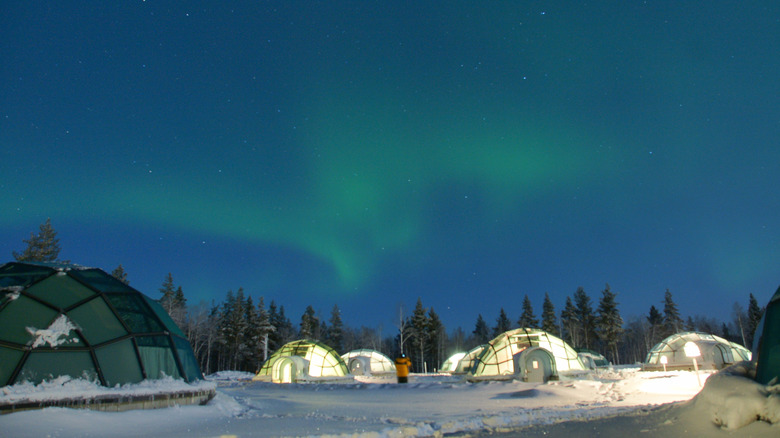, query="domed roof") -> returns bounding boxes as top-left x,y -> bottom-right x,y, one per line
0,262 -> 203,387
254,339 -> 349,382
